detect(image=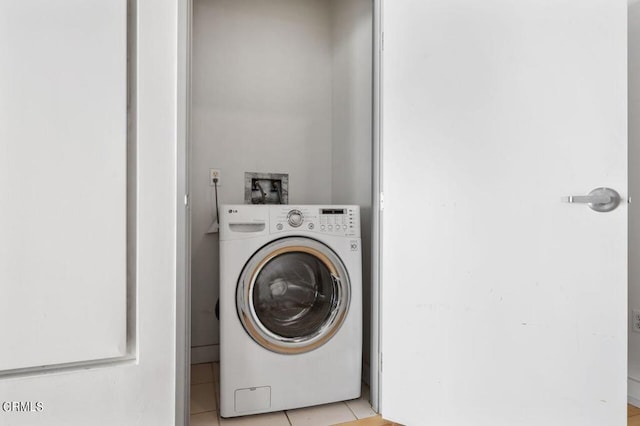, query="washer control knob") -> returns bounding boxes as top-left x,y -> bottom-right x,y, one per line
287,209 -> 304,227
